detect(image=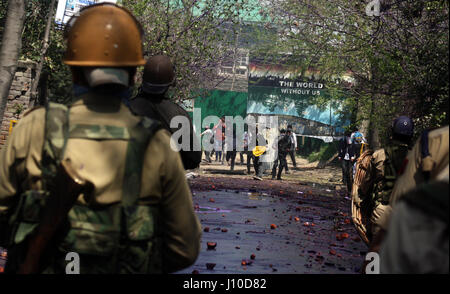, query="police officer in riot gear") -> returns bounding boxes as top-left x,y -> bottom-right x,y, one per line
0,3 -> 200,274
364,116 -> 415,240
129,55 -> 201,170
